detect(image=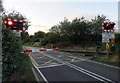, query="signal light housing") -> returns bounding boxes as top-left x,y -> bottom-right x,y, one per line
4,18 -> 26,32
102,21 -> 115,32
